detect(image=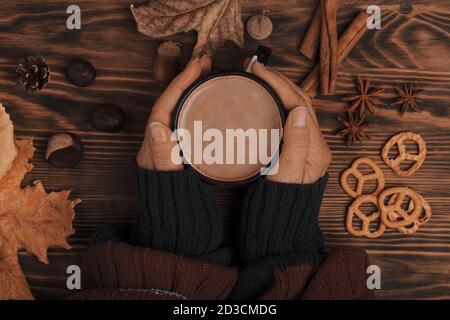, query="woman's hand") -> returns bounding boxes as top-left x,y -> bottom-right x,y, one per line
136,56 -> 212,171
251,62 -> 331,184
